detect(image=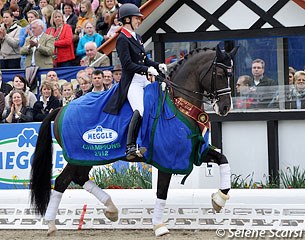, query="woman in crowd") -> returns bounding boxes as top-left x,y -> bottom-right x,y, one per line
76,20 -> 103,58
105,10 -> 121,40
96,0 -> 119,36
19,10 -> 41,69
3,90 -> 33,123
286,71 -> 305,109
53,82 -> 62,101
46,10 -> 75,67
75,0 -> 96,39
60,82 -> 75,106
63,1 -> 78,33
0,10 -> 21,69
33,81 -> 60,121
75,72 -> 92,98
5,74 -> 37,109
41,4 -> 54,28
